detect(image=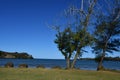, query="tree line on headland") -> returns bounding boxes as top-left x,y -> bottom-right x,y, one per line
0,50 -> 33,59
80,57 -> 120,61
0,50 -> 119,61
